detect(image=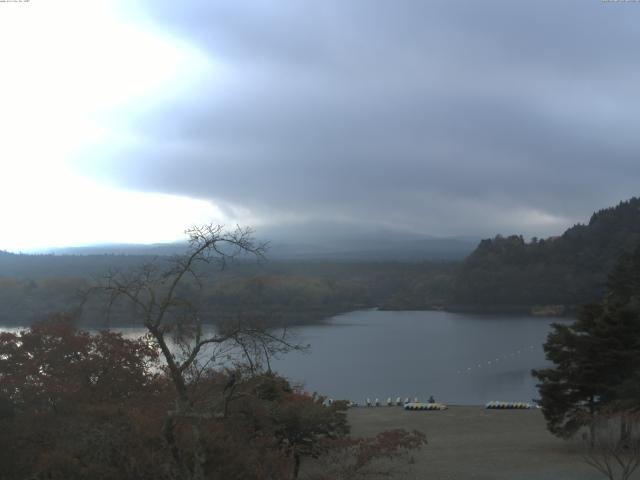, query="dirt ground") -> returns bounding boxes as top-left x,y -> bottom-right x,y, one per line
347,406 -> 636,480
